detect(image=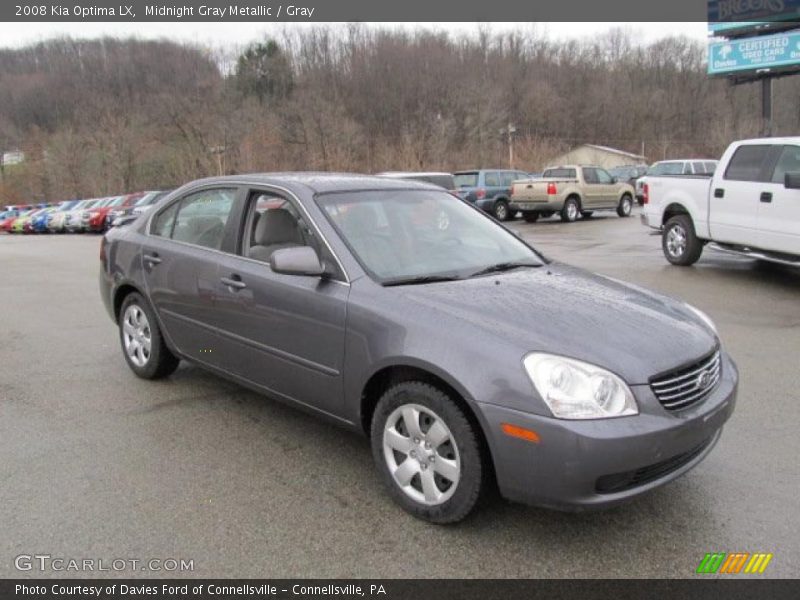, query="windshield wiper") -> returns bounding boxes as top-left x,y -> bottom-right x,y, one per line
468,262 -> 542,278
382,274 -> 464,287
